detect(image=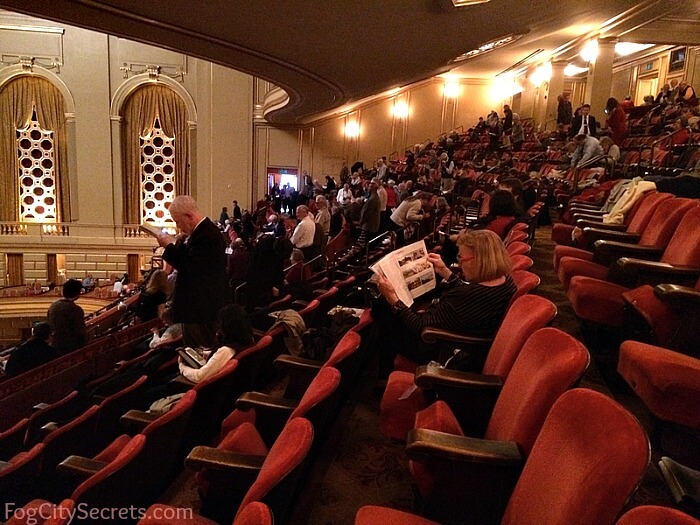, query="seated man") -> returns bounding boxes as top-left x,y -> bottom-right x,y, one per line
571,133 -> 603,168
48,278 -> 87,354
3,322 -> 58,377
